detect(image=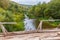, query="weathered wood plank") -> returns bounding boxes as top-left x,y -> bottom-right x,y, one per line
0,22 -> 17,24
